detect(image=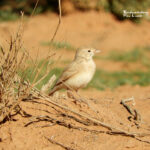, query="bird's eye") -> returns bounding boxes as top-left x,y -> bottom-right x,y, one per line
88,50 -> 91,52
